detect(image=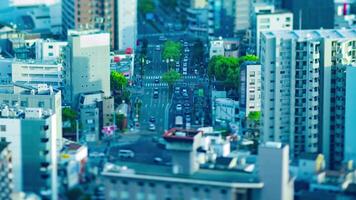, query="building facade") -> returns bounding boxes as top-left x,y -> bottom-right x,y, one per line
260,29 -> 356,165
64,29 -> 110,107
0,140 -> 12,200
0,107 -> 58,200
240,62 -> 261,117
12,60 -> 63,88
